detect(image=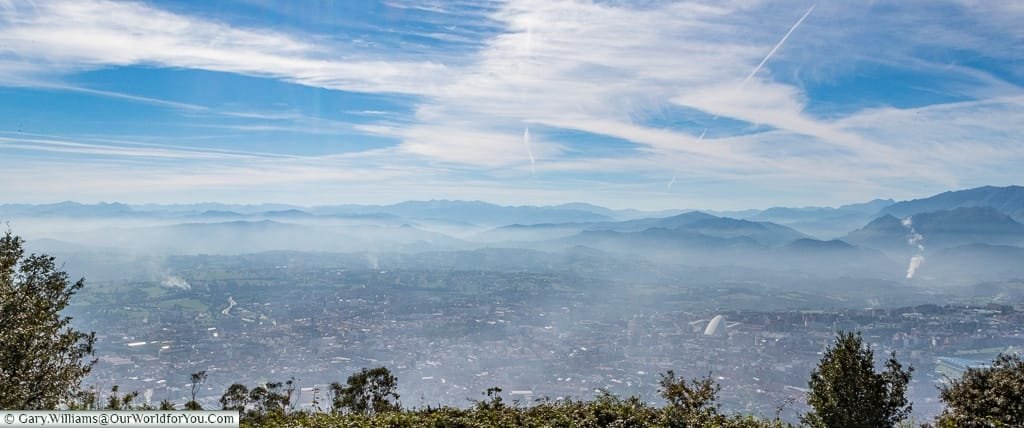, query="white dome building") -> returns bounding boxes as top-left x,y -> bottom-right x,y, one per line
704,315 -> 726,336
